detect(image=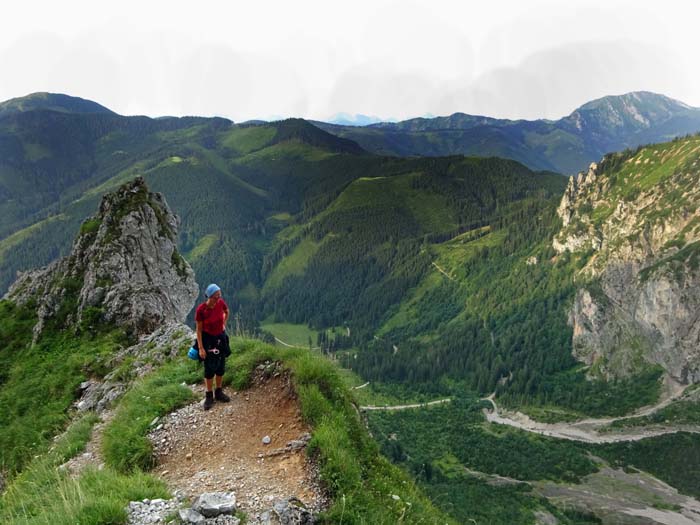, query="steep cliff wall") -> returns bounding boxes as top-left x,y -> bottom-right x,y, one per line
553,136 -> 700,382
